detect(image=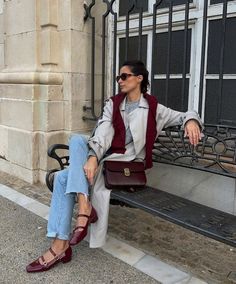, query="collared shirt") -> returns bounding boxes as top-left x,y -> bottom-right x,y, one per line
125,100 -> 140,145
